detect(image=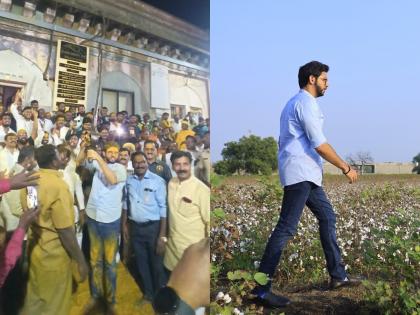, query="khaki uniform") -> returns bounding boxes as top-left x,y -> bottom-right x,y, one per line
22,169 -> 75,315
